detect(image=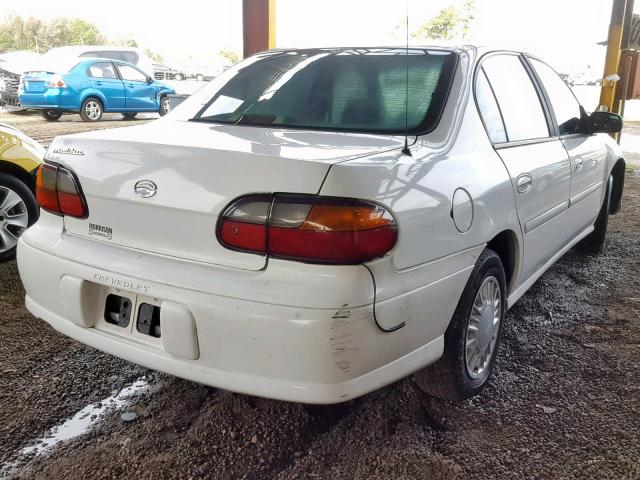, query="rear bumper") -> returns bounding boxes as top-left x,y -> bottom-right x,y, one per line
19,89 -> 80,110
17,218 -> 444,403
